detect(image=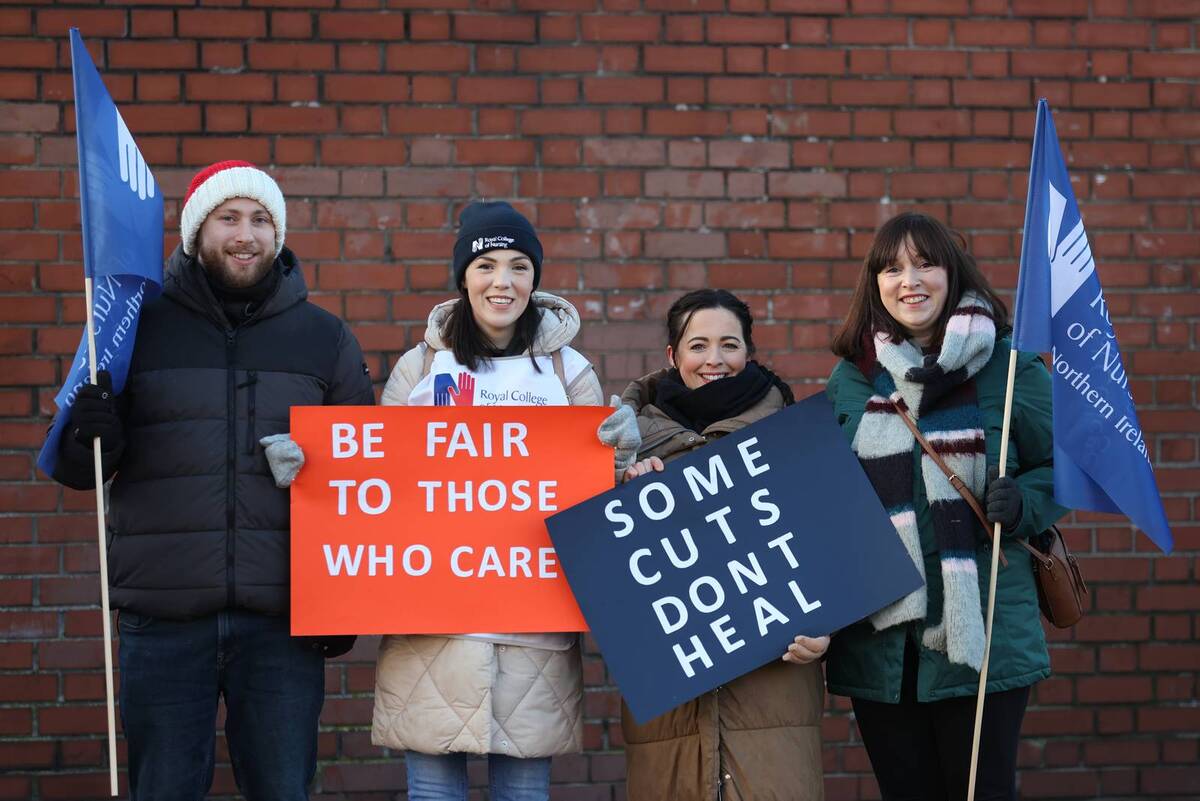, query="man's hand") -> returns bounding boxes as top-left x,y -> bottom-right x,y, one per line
72,370 -> 123,453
